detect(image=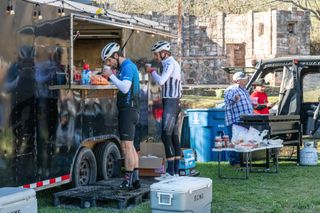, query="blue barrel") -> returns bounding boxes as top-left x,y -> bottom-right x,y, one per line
186,108 -> 230,162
